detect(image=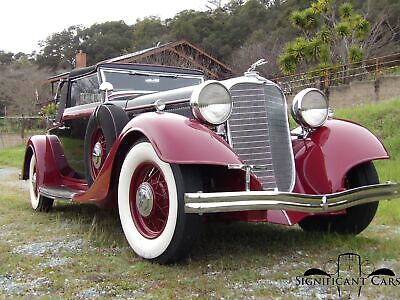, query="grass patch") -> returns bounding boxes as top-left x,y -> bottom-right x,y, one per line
335,99 -> 400,226
0,146 -> 25,168
335,99 -> 400,181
